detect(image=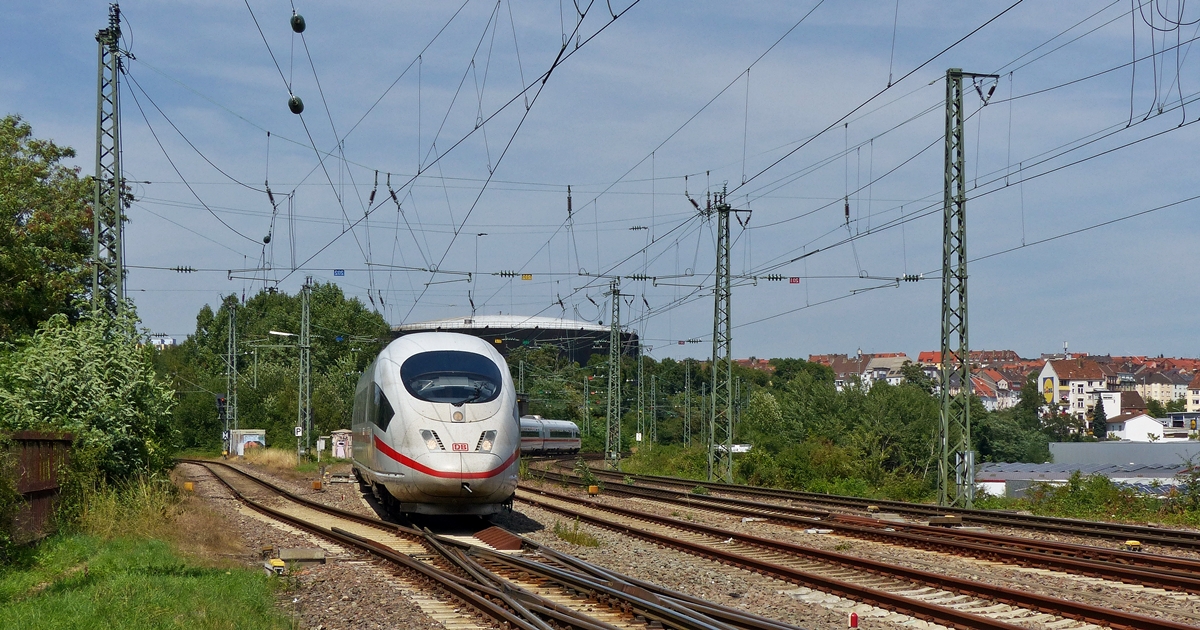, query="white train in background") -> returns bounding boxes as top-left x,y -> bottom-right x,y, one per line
351,332 -> 520,516
520,415 -> 581,455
